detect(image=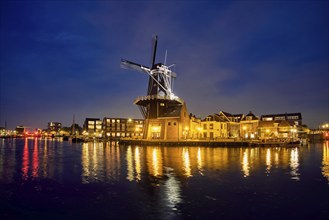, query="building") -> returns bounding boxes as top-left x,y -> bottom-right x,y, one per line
201,114 -> 222,139
83,118 -> 102,138
261,112 -> 302,126
218,111 -> 242,138
240,111 -> 259,139
121,36 -> 190,141
14,126 -> 27,137
102,117 -> 144,139
47,122 -> 62,135
139,100 -> 190,140
188,114 -> 202,139
258,113 -> 302,139
200,111 -> 242,140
